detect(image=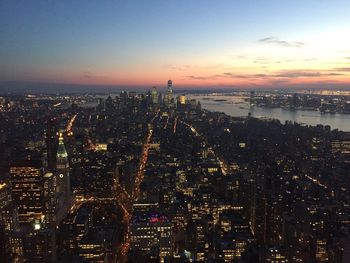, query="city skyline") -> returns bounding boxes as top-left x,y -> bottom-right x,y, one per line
1,1 -> 350,89
1,90 -> 350,262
